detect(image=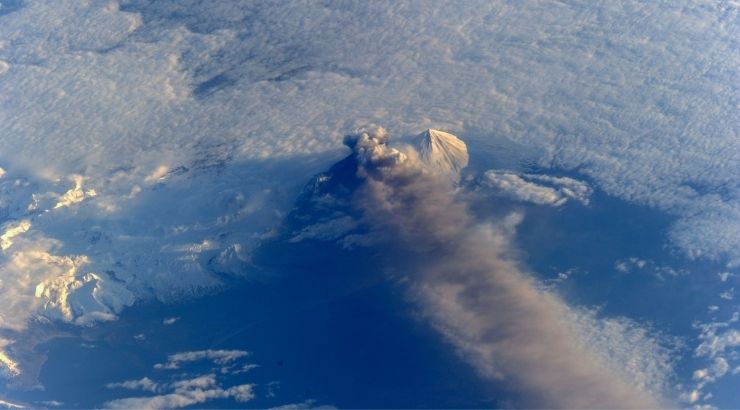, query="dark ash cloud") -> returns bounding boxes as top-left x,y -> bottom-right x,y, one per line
345,126 -> 665,408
